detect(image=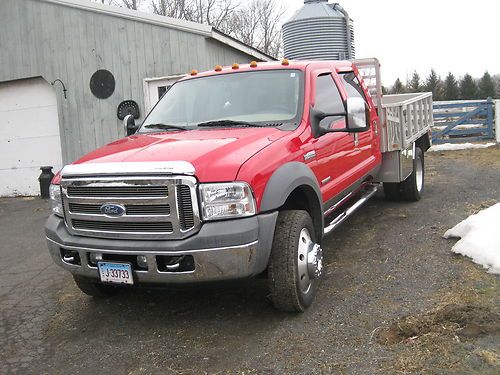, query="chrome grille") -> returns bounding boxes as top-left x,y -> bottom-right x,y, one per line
68,203 -> 171,216
61,176 -> 200,240
72,219 -> 173,233
177,185 -> 195,231
67,186 -> 168,197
